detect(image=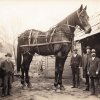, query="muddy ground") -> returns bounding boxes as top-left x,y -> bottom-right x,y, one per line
0,75 -> 100,100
